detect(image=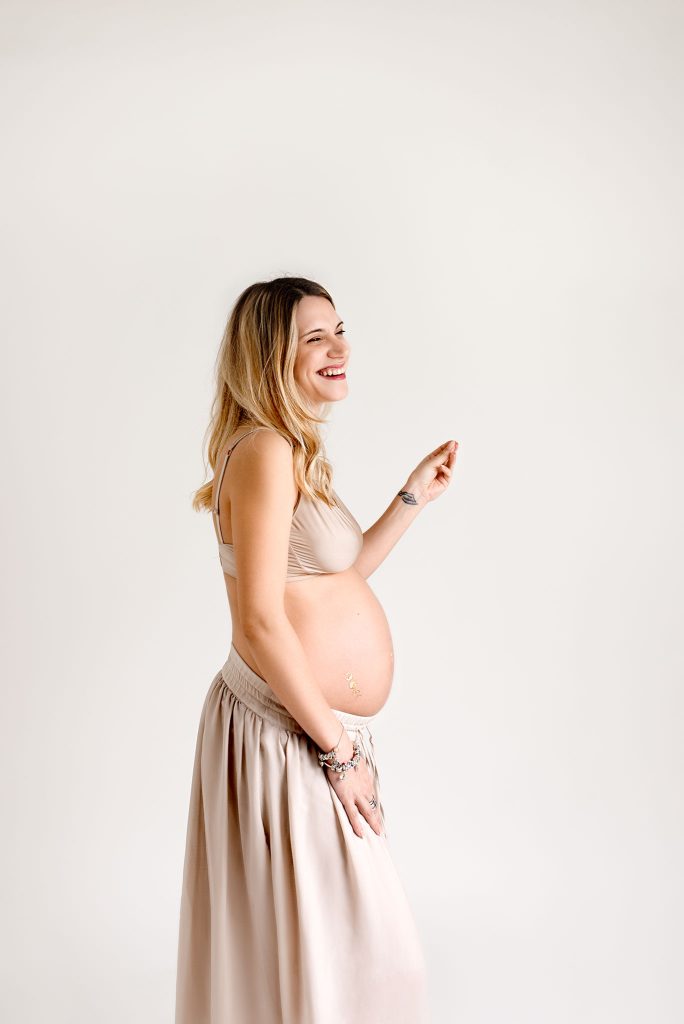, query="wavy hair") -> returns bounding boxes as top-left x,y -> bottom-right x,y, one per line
192,276 -> 339,514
